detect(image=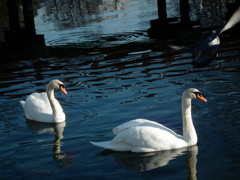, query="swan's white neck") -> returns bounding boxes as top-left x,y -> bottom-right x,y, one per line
46,84 -> 58,122
182,96 -> 197,145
